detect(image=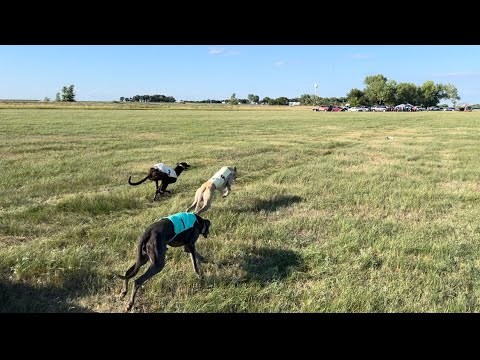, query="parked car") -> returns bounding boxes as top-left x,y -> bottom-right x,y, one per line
313,105 -> 332,112
348,106 -> 361,112
371,105 -> 387,112
331,106 -> 345,112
